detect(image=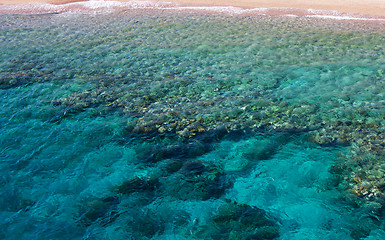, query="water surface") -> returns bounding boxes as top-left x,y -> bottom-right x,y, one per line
1,10 -> 385,240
